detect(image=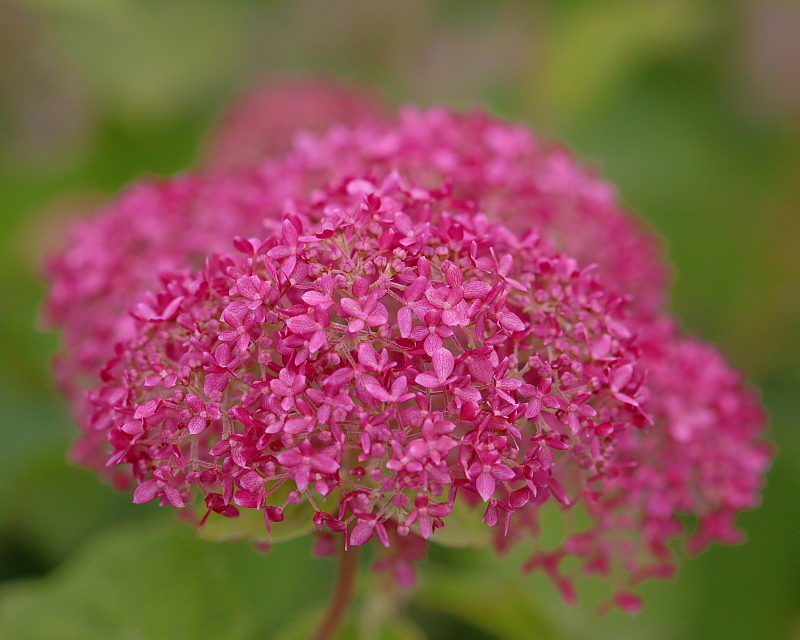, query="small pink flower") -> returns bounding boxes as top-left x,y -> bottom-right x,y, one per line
183,395 -> 221,435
